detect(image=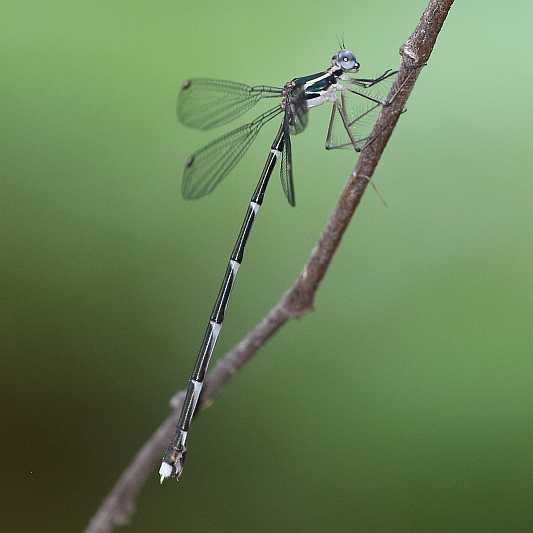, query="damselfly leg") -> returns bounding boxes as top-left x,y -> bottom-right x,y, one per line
325,69 -> 399,151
